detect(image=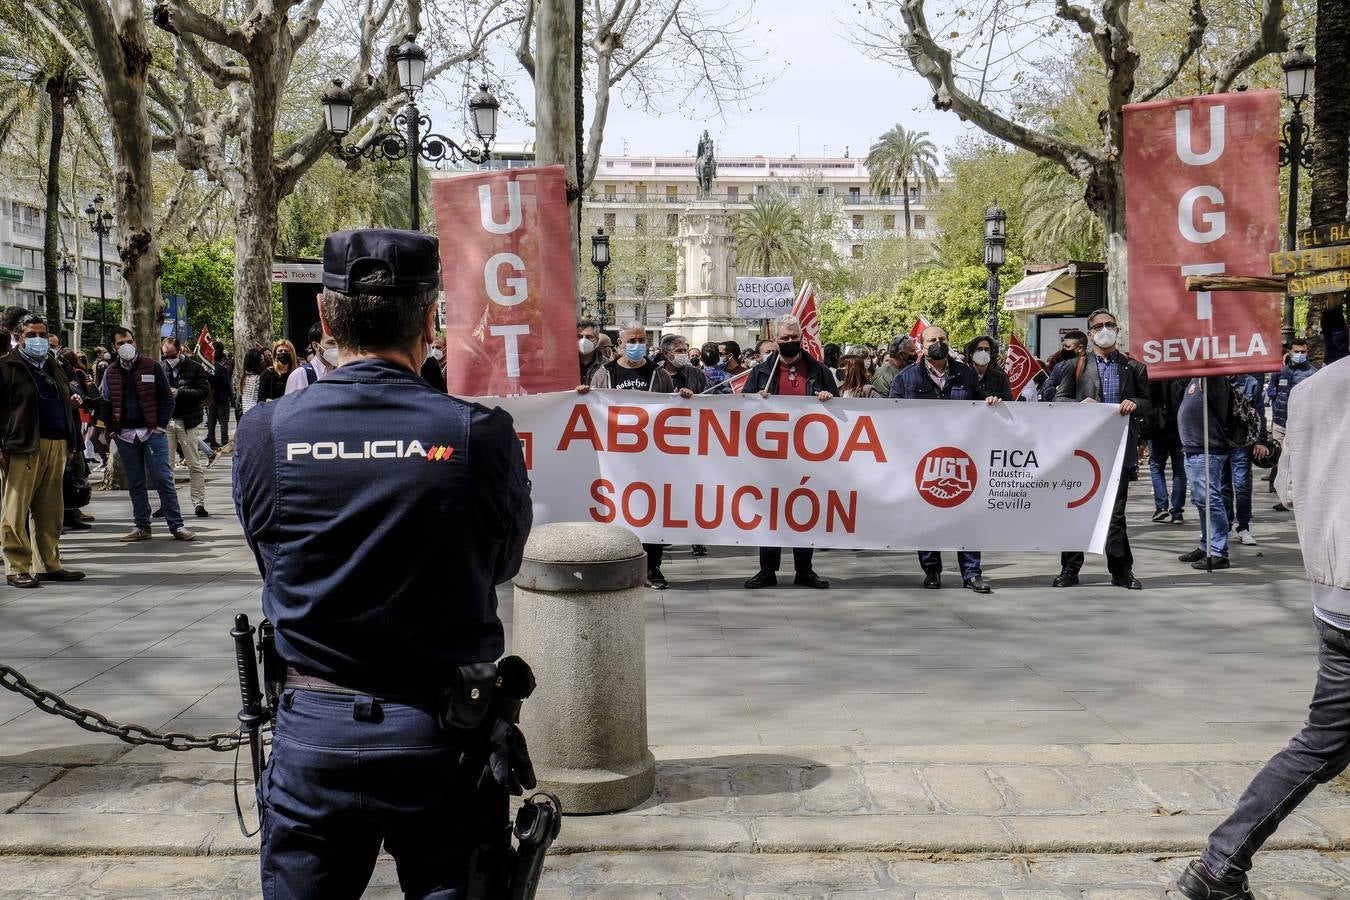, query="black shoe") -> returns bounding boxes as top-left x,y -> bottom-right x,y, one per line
645,568 -> 669,590
963,576 -> 992,594
744,570 -> 777,589
1178,548 -> 1206,563
1052,569 -> 1080,588
1111,572 -> 1144,590
1151,509 -> 1170,523
1193,556 -> 1231,571
1273,502 -> 1289,512
151,507 -> 165,519
1171,513 -> 1185,524
690,544 -> 708,557
923,570 -> 941,589
793,571 -> 829,589
194,505 -> 210,518
1175,859 -> 1254,900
